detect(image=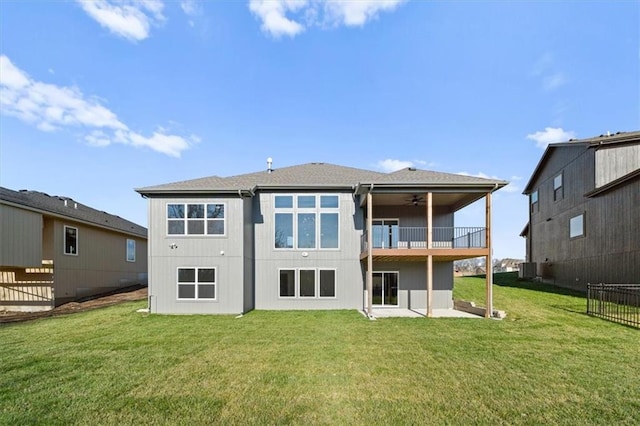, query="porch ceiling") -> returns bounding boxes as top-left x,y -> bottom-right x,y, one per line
362,192 -> 485,211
